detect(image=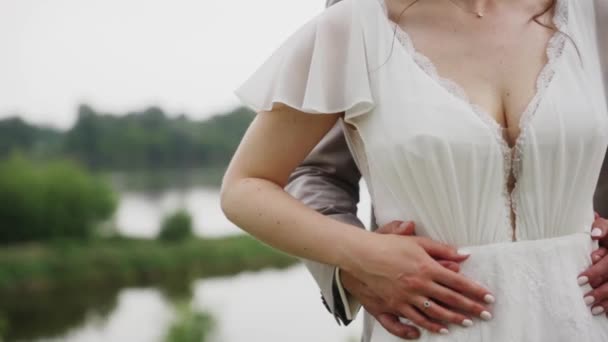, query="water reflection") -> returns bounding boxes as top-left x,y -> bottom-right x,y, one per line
44,289 -> 175,342
194,264 -> 362,342
3,172 -> 371,341
115,187 -> 241,238
4,265 -> 362,342
113,175 -> 371,239
1,287 -> 119,341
